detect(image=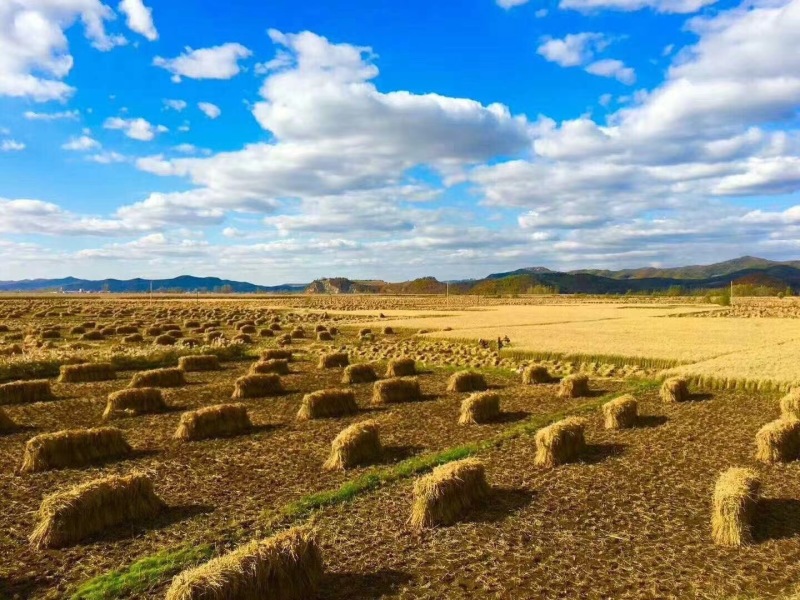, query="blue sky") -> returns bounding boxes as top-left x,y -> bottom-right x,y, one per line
1,0 -> 799,284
